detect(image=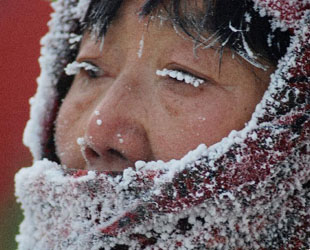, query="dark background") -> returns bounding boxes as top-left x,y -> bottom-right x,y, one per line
0,1 -> 51,249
